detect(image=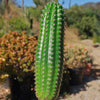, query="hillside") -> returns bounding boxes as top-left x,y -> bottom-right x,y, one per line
83,2 -> 100,9
4,3 -> 24,19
